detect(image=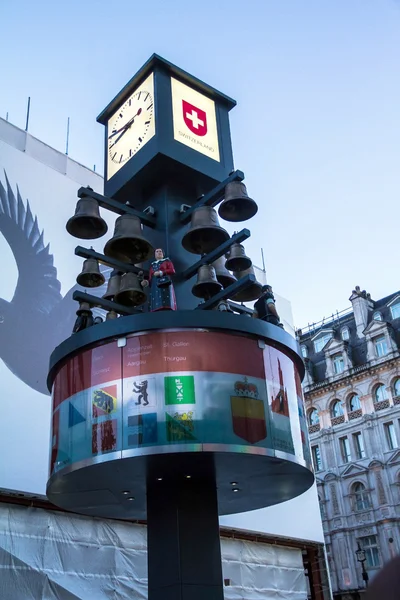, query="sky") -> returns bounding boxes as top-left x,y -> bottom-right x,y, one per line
1,0 -> 399,329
